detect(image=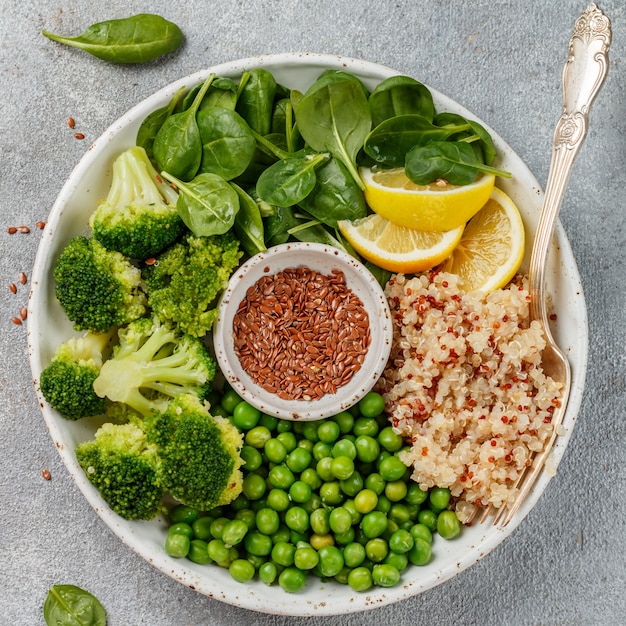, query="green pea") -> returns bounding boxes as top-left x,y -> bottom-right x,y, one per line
316,457 -> 334,482
361,511 -> 388,538
276,419 -> 293,433
220,389 -> 243,414
297,438 -> 314,453
354,489 -> 378,515
271,525 -> 292,544
331,455 -> 355,480
165,533 -> 190,558
276,431 -> 297,455
259,413 -> 278,431
235,508 -> 256,529
331,438 -> 357,459
364,473 -> 386,495
264,438 -> 288,464
437,510 -> 461,539
301,492 -> 323,514
348,566 -> 373,592
230,493 -> 251,511
375,495 -> 392,514
343,541 -> 366,568
429,487 -> 451,511
242,473 -> 267,500
317,420 -> 341,443
408,537 -> 431,566
229,558 -> 255,583
372,563 -> 400,587
268,465 -> 295,489
365,538 -> 388,563
310,508 -> 331,536
358,391 -> 385,418
353,416 -> 379,438
313,440 -> 332,461
329,506 -> 353,534
209,517 -> 229,540
286,447 -> 311,472
342,499 -> 362,525
418,508 -> 438,532
409,523 -> 433,544
168,522 -> 194,539
271,541 -> 296,567
284,506 -> 309,534
354,435 -> 381,463
245,425 -> 272,448
187,539 -> 211,565
232,401 -> 261,429
244,531 -> 273,557
255,508 -> 280,535
317,545 -> 344,577
278,567 -> 307,593
377,426 -> 404,452
294,546 -> 319,570
334,527 -> 356,545
301,421 -> 320,442
221,519 -> 248,547
389,528 -> 414,554
378,456 -> 408,481
319,481 -> 344,506
169,504 -> 199,524
207,539 -> 230,564
299,467 -> 322,490
191,516 -> 214,541
385,480 -> 408,502
266,488 -> 290,512
258,561 -> 278,585
332,410 -> 355,433
287,480 -> 310,504
383,551 -> 408,572
405,482 -> 429,505
240,445 -> 263,471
